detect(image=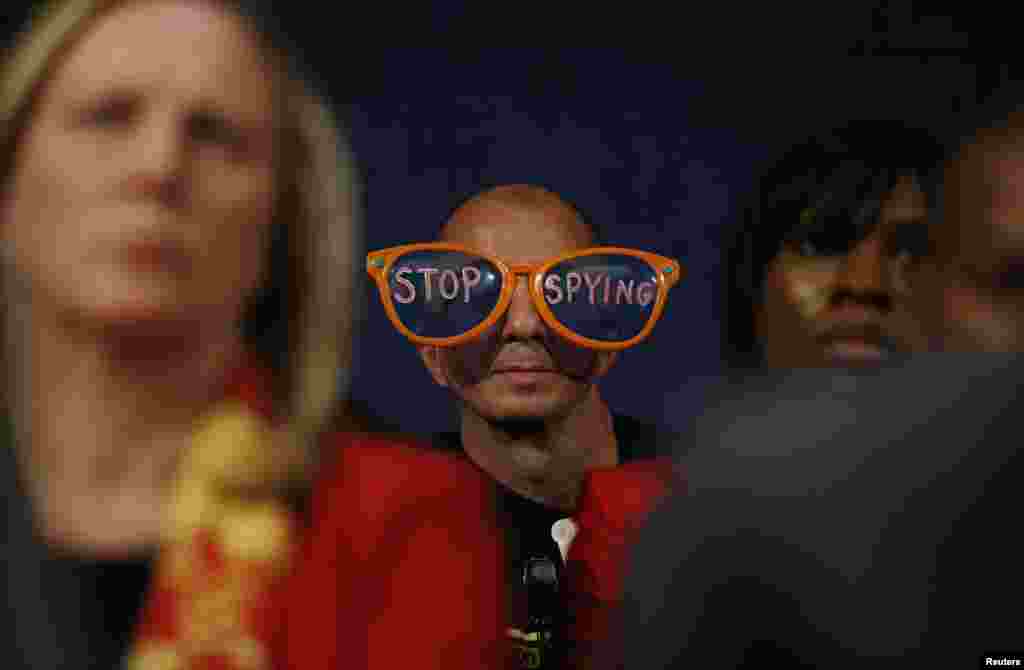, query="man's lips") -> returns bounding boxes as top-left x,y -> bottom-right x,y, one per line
491,354 -> 557,373
491,367 -> 558,377
490,361 -> 560,384
492,364 -> 556,372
